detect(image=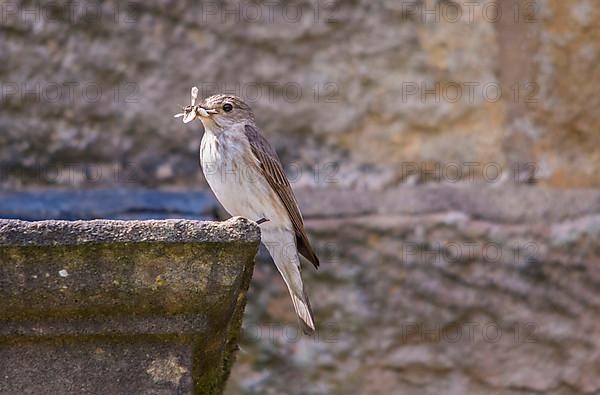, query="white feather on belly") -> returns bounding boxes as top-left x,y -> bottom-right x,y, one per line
200,127 -> 291,232
200,125 -> 315,332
